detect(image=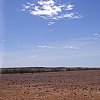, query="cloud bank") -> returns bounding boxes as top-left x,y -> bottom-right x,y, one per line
22,0 -> 81,24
